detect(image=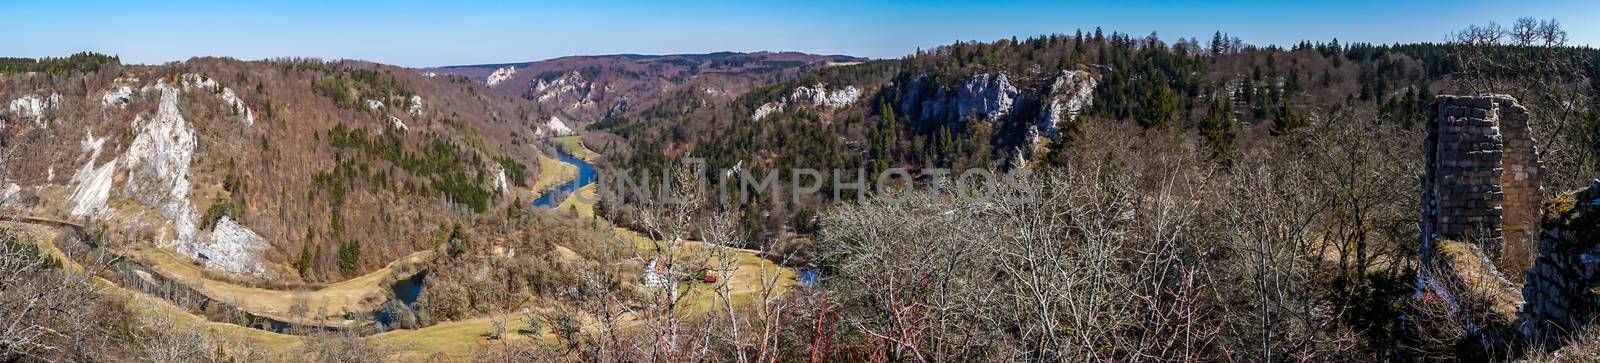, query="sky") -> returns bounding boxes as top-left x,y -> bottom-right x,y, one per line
5,0 -> 1599,68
